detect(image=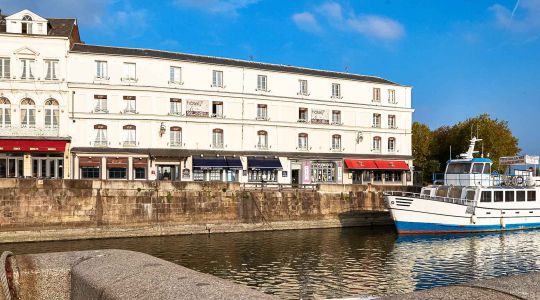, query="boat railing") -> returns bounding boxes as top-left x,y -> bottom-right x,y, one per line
383,191 -> 475,206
